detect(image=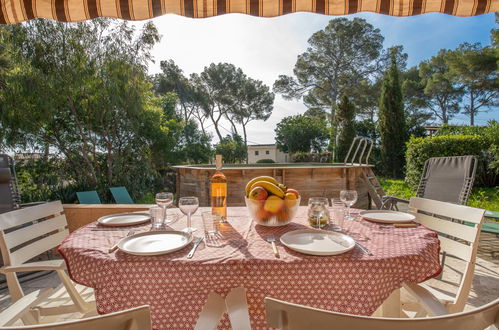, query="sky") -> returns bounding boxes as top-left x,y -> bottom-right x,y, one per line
136,12 -> 497,145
